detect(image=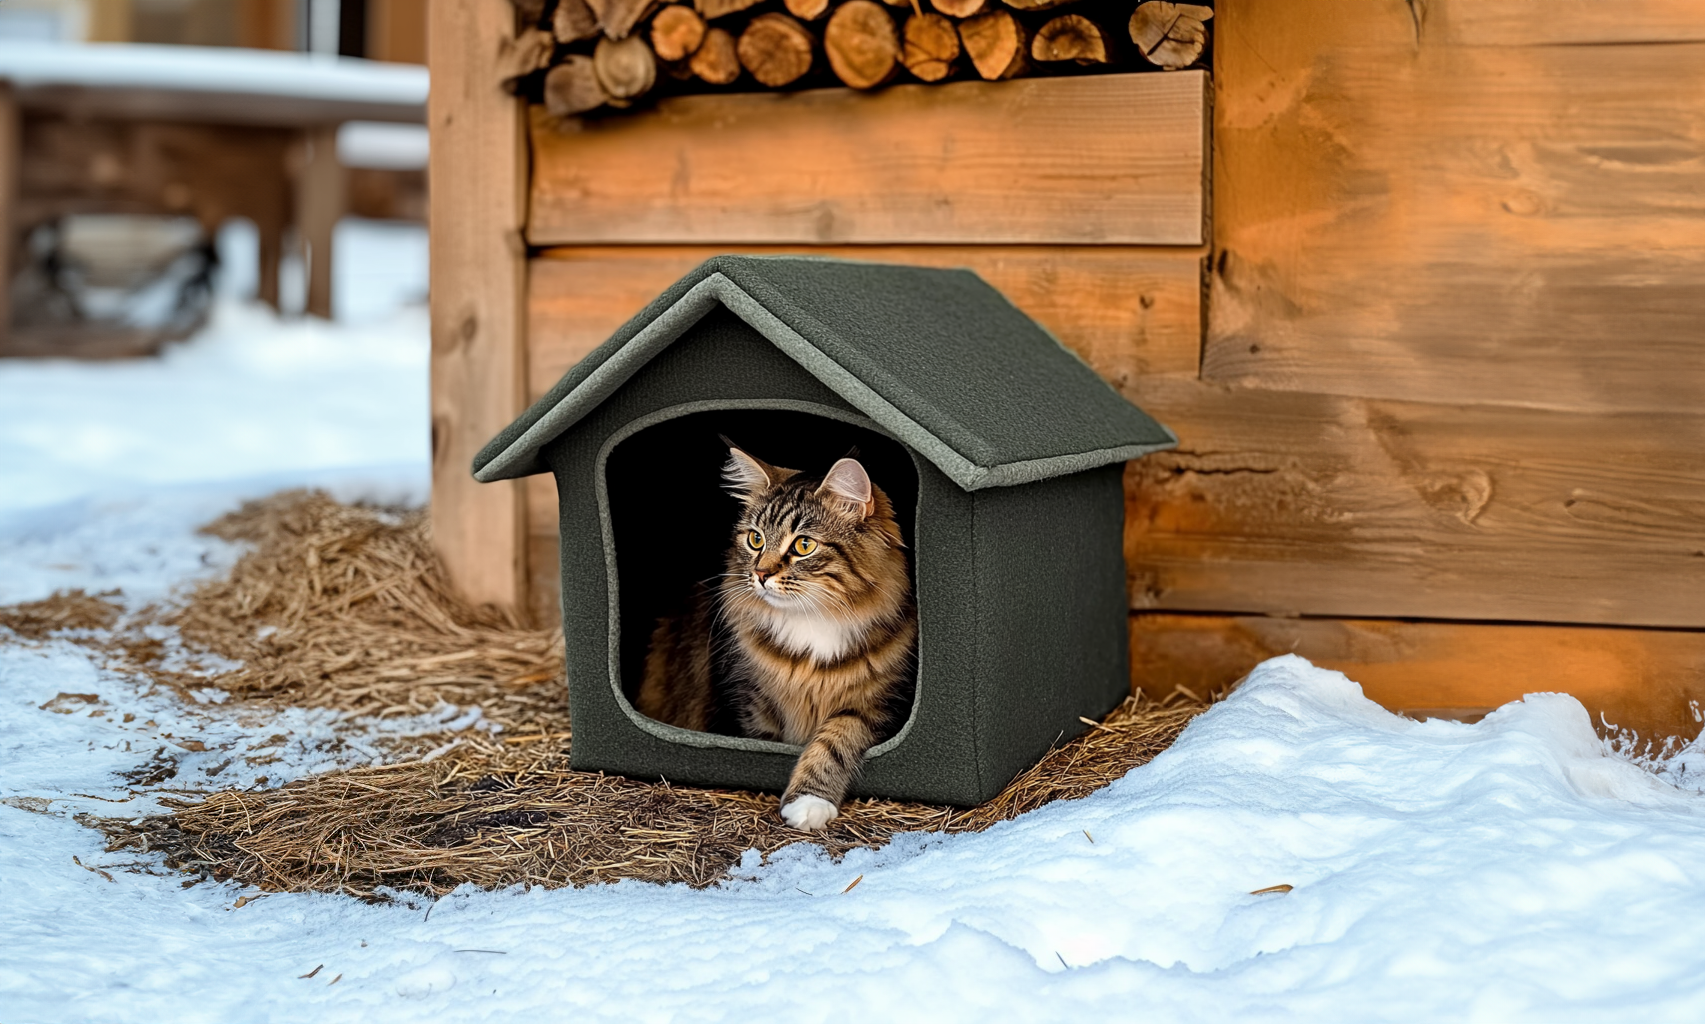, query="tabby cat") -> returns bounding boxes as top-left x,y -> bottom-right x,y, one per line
636,443 -> 917,831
